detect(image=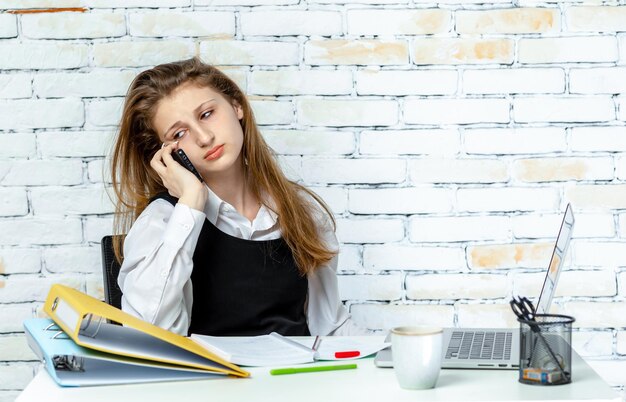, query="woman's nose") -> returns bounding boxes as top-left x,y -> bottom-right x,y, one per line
193,125 -> 214,145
